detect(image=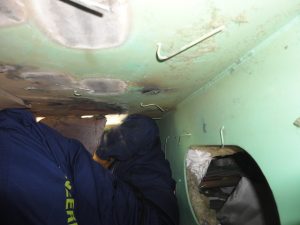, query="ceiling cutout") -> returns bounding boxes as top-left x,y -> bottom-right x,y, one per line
29,0 -> 131,49
0,0 -> 27,27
